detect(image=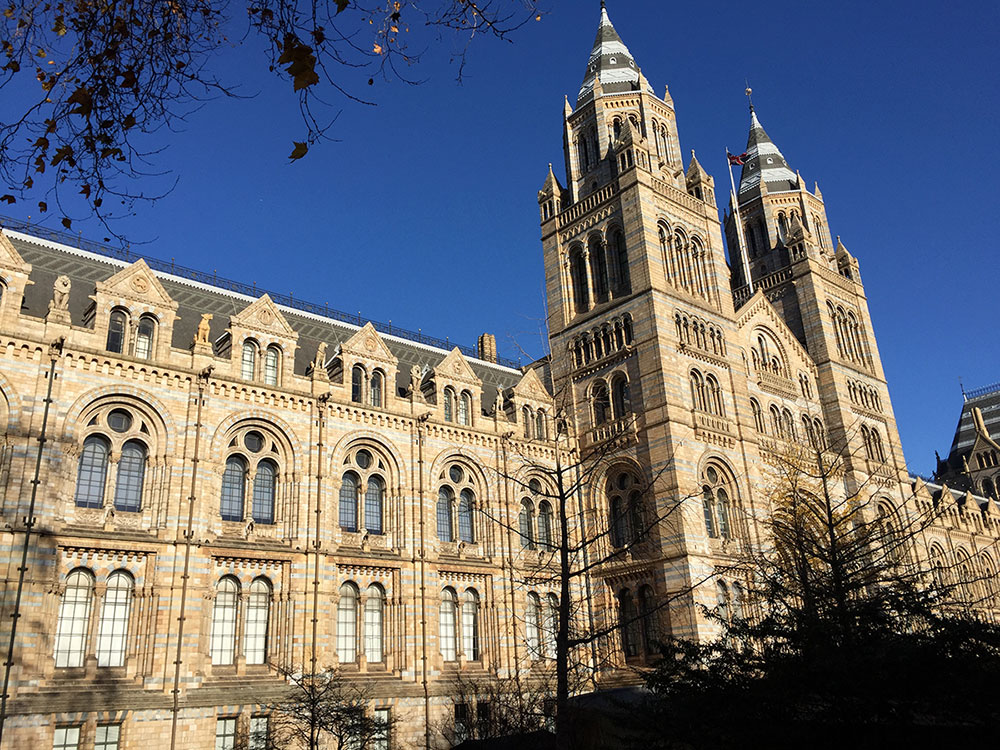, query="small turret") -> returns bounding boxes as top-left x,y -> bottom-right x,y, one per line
685,150 -> 715,204
538,163 -> 565,223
